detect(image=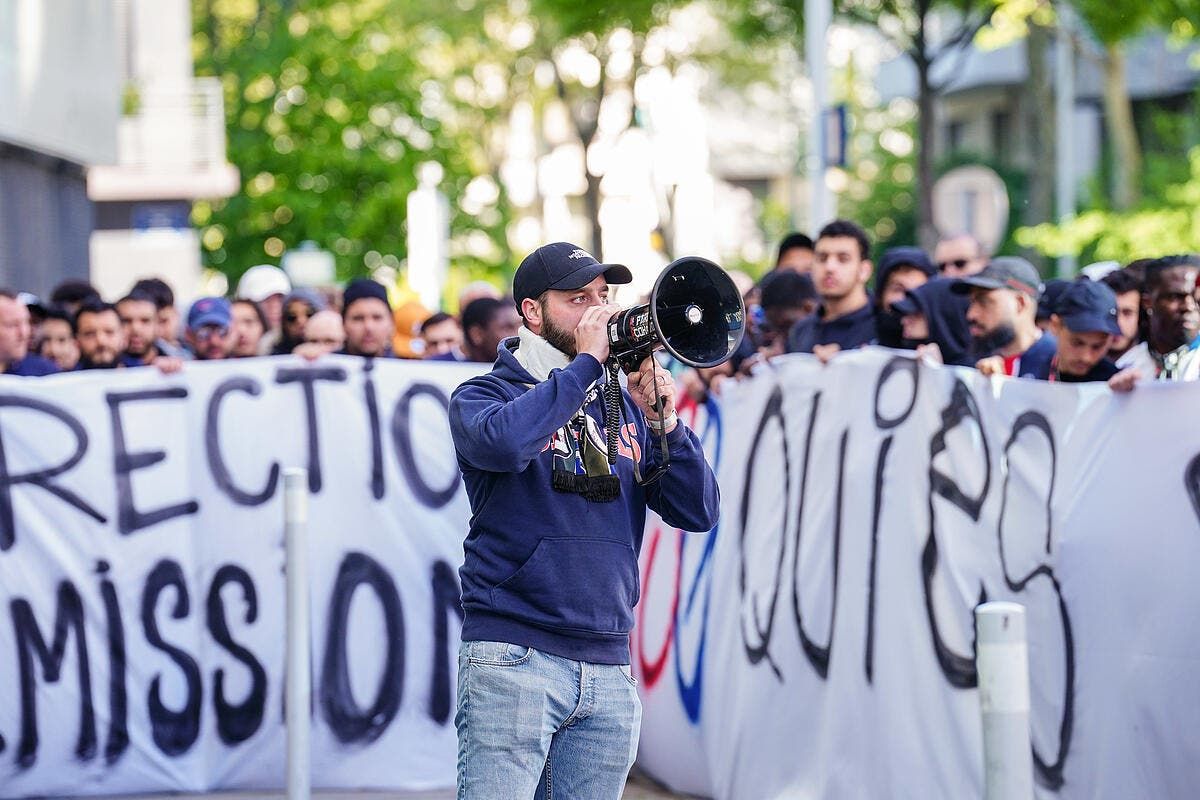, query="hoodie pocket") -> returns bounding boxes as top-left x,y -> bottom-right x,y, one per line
491,537 -> 638,636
